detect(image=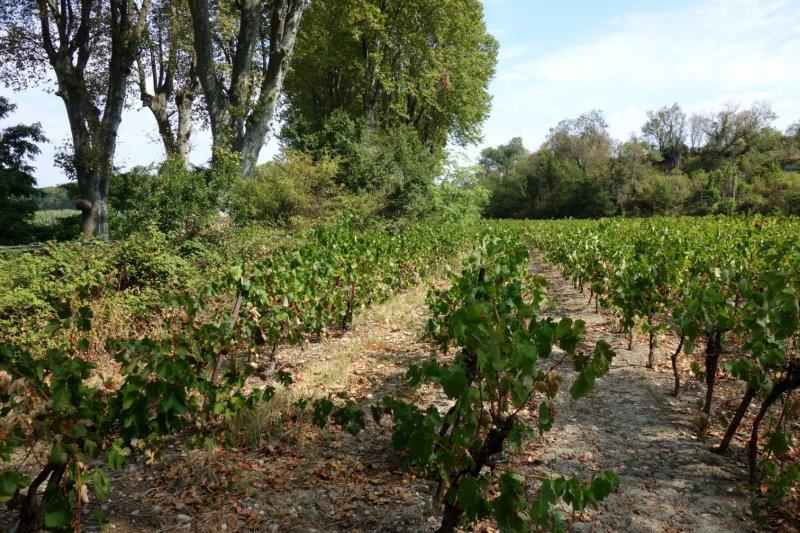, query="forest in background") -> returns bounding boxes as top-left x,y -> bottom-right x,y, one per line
477,104 -> 800,219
